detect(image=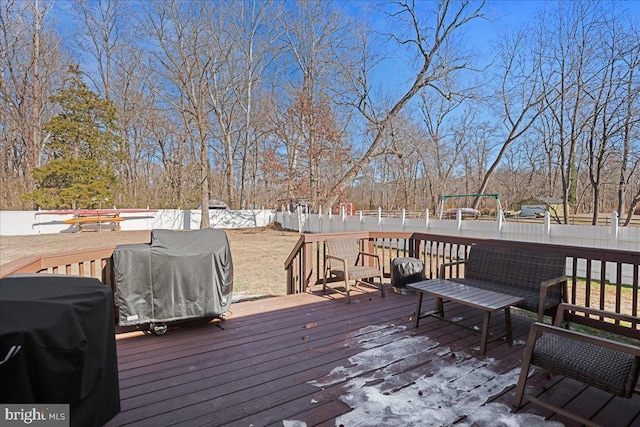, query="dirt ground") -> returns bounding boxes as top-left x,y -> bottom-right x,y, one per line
0,227 -> 302,298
